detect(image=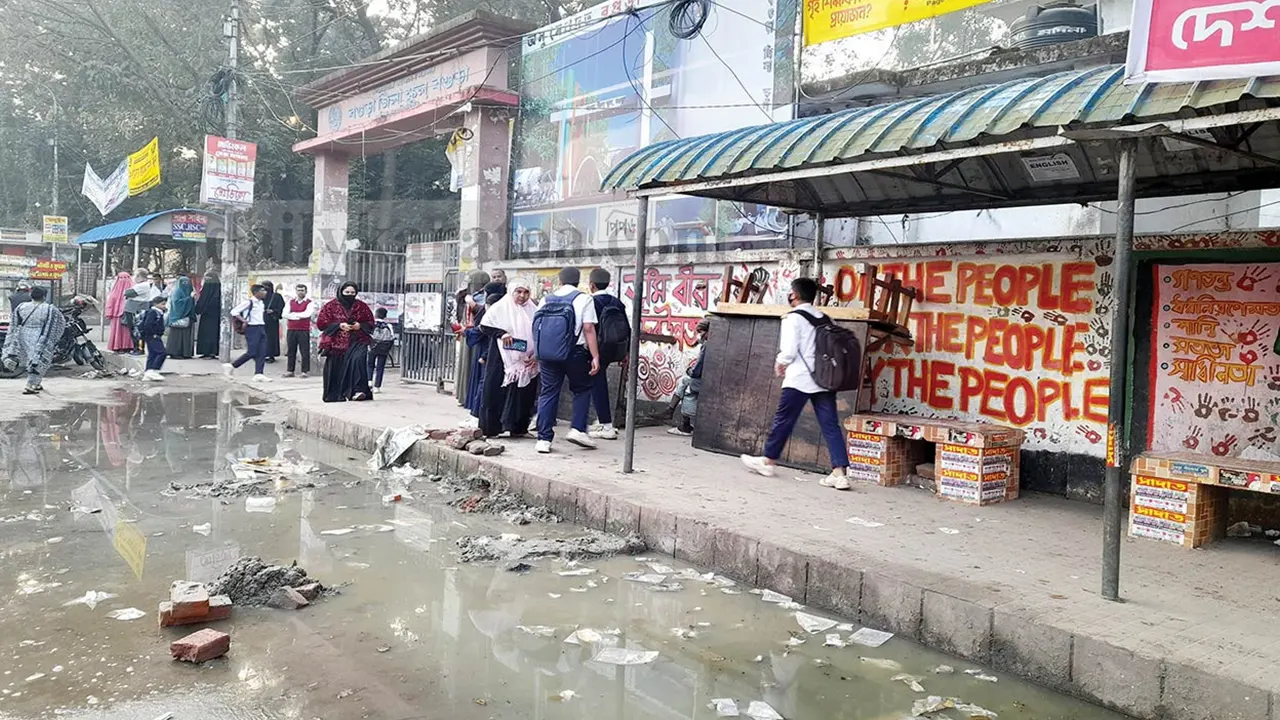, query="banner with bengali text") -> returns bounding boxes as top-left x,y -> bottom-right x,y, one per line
803,0 -> 995,46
